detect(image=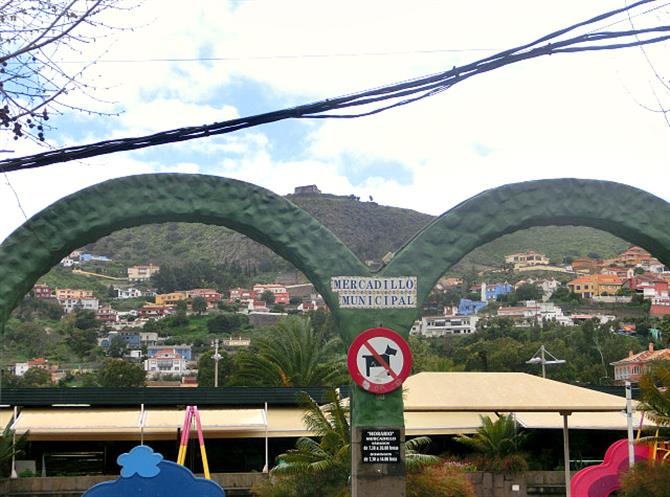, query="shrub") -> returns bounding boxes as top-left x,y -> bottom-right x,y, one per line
251,472 -> 347,497
465,453 -> 529,473
407,464 -> 476,497
620,461 -> 670,497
